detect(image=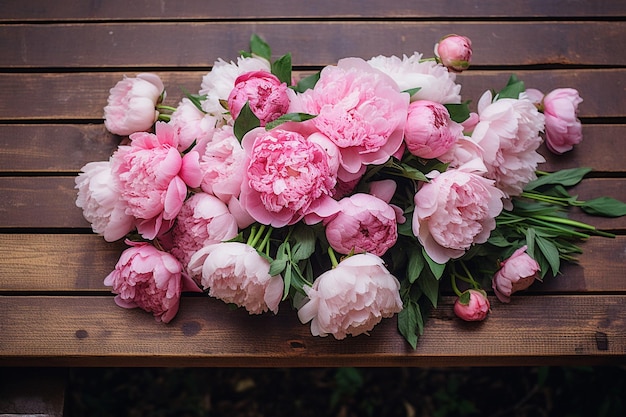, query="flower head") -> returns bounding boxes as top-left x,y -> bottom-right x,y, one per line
228,70 -> 290,126
542,88 -> 584,154
297,253 -> 403,339
187,242 -> 284,314
454,289 -> 490,321
104,73 -> 164,136
168,97 -> 219,152
492,245 -> 541,303
404,100 -> 463,158
435,34 -> 473,73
